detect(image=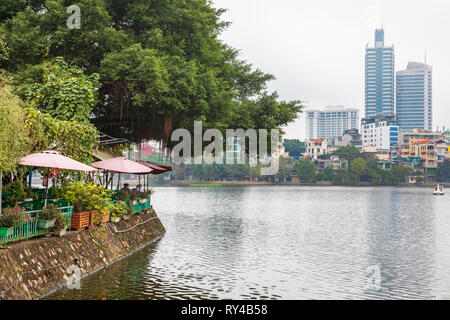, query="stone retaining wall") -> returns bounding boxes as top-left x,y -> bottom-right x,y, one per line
0,211 -> 165,300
